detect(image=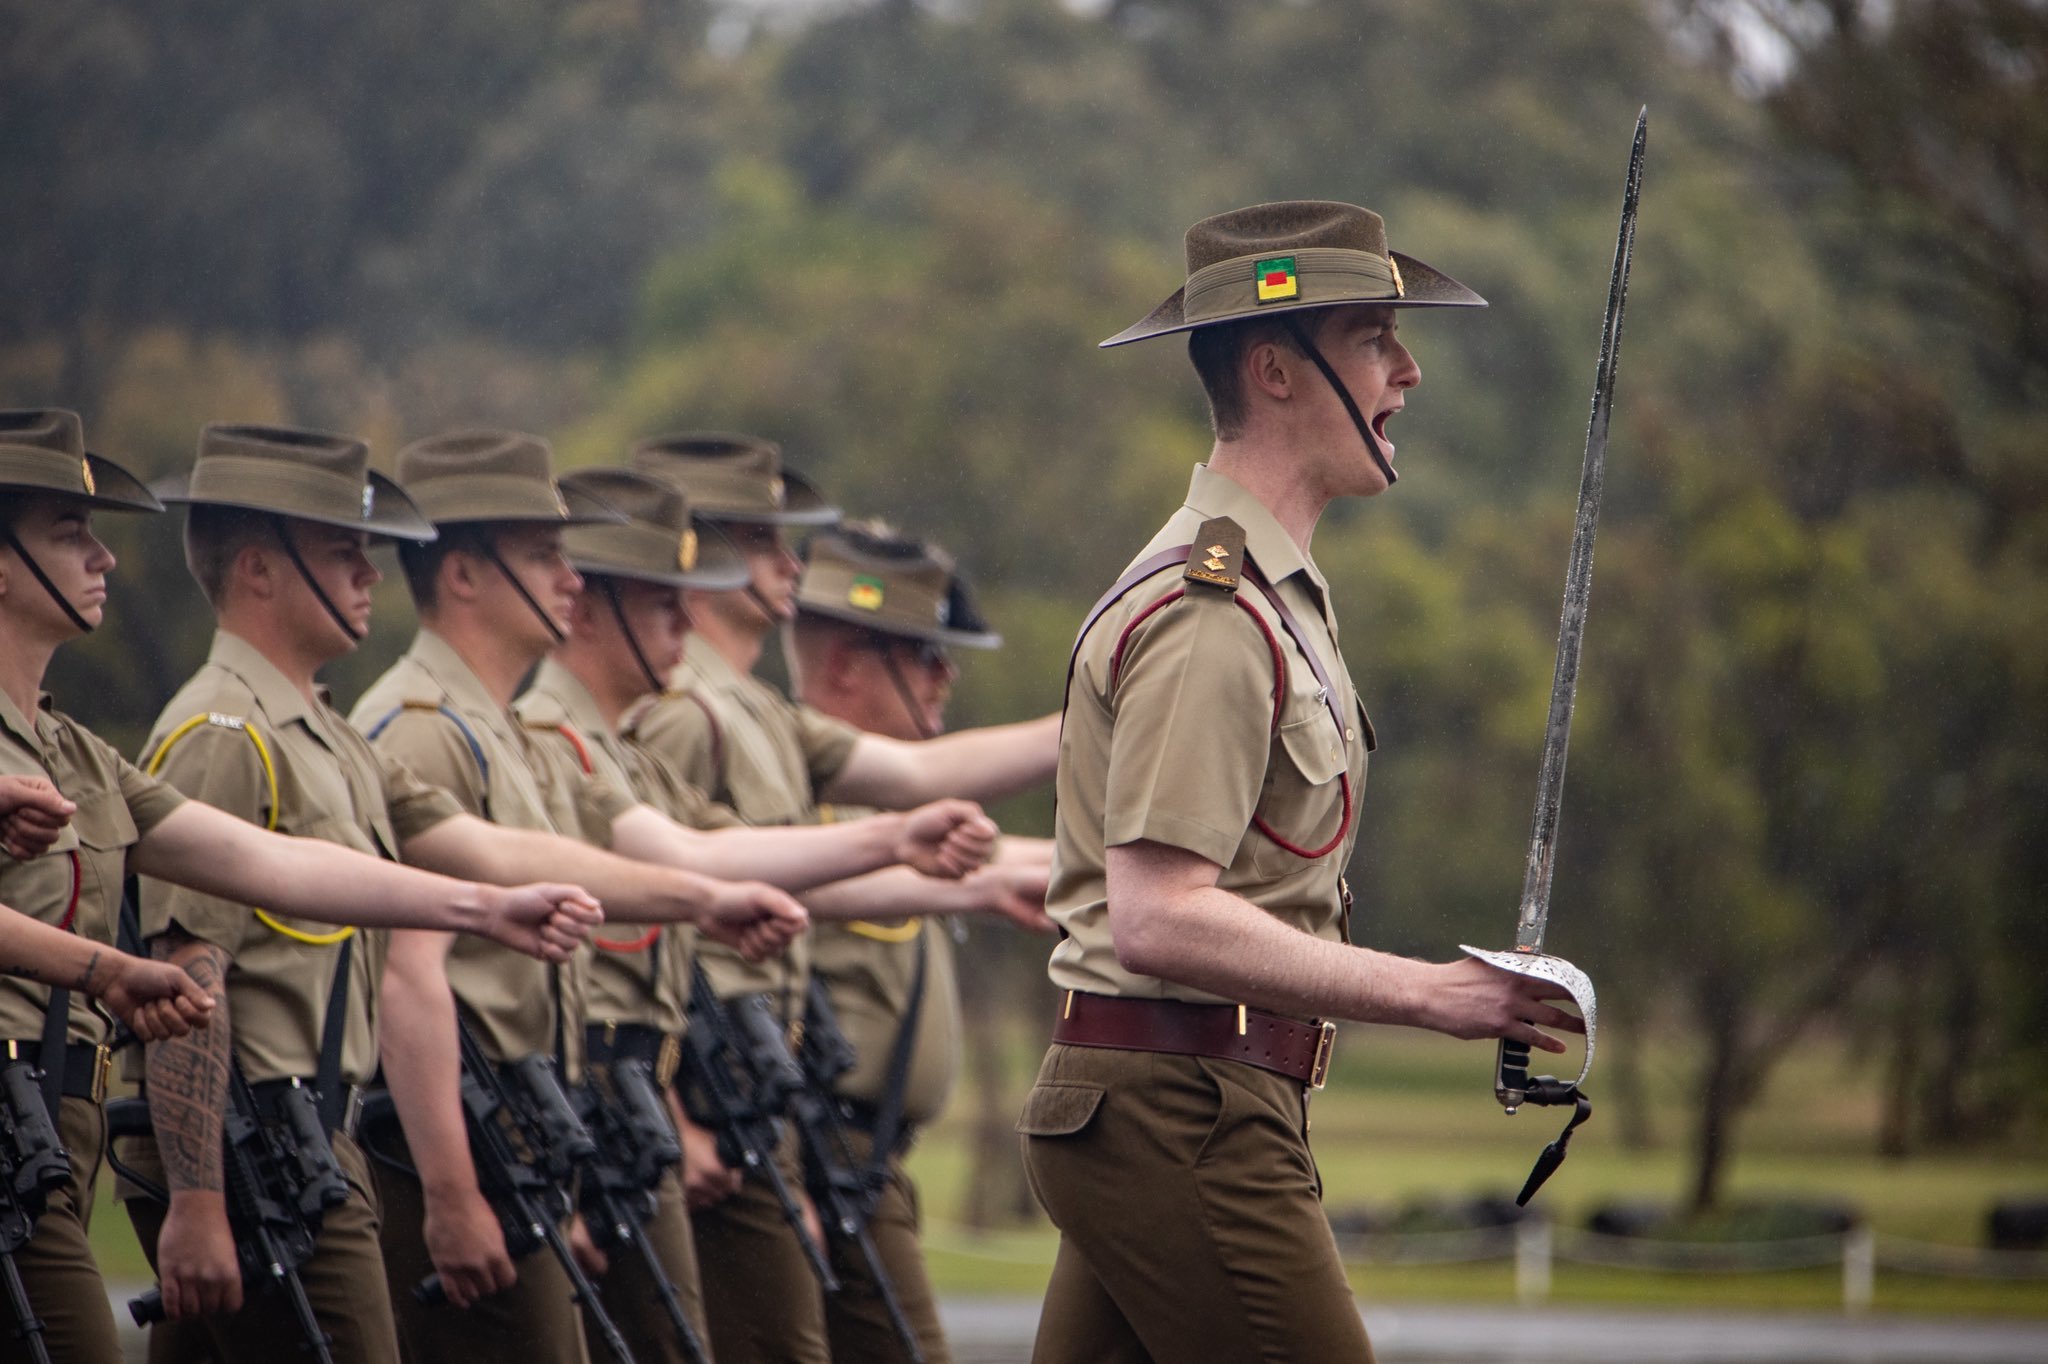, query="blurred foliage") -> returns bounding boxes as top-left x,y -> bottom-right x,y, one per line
5,0 -> 2044,1217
